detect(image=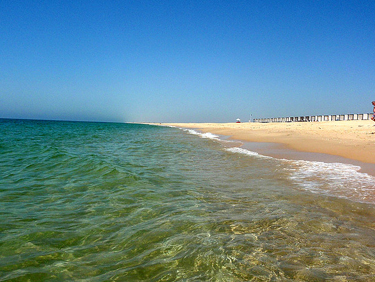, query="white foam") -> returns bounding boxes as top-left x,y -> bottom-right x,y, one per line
225,147 -> 273,159
183,129 -> 221,141
225,146 -> 375,204
285,159 -> 375,203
